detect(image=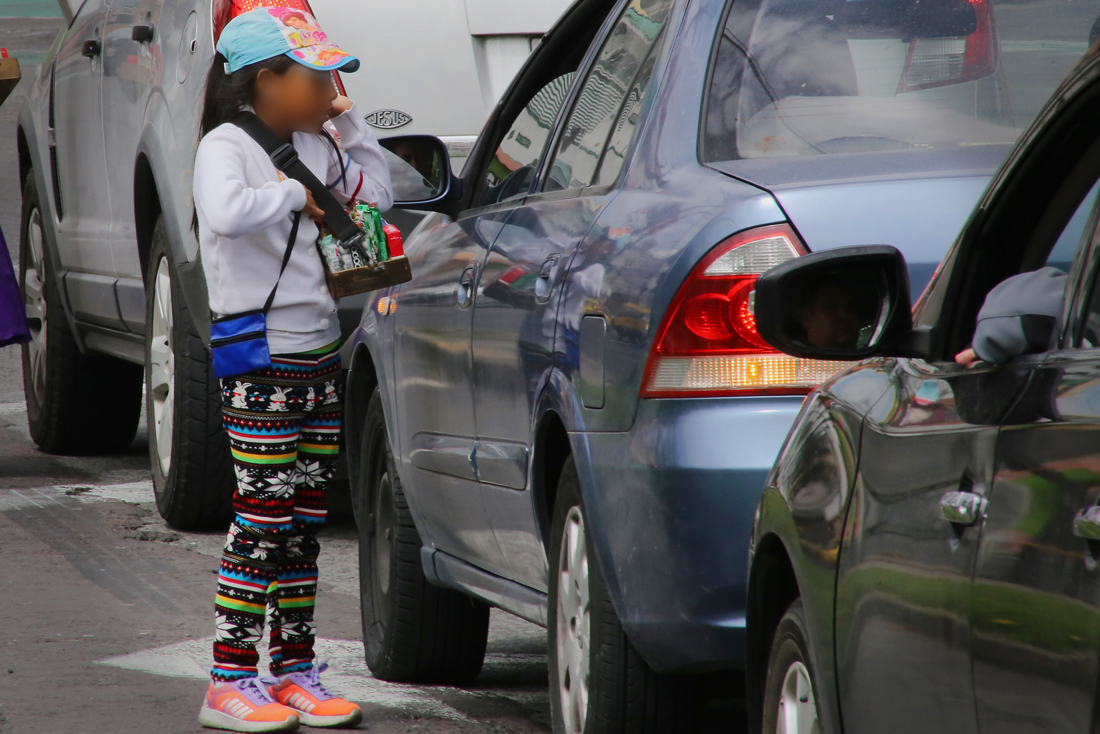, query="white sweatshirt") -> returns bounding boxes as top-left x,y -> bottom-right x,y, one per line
194,103 -> 393,354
